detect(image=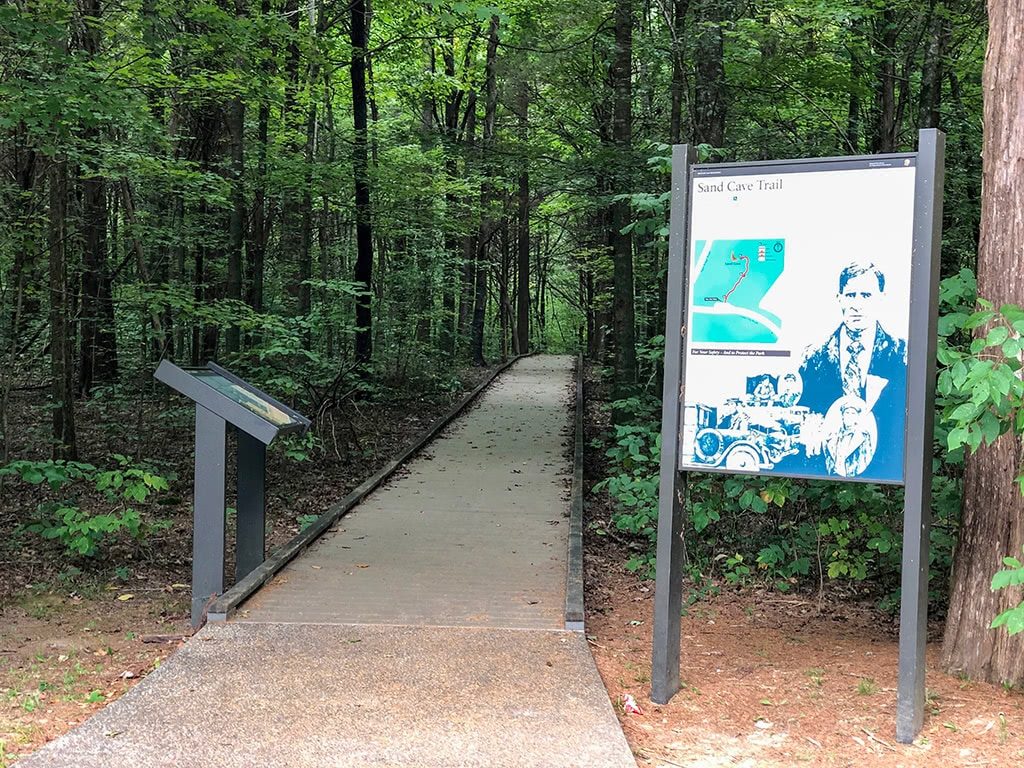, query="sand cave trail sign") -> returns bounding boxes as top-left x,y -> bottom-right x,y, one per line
154,360 -> 311,626
652,129 -> 945,744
